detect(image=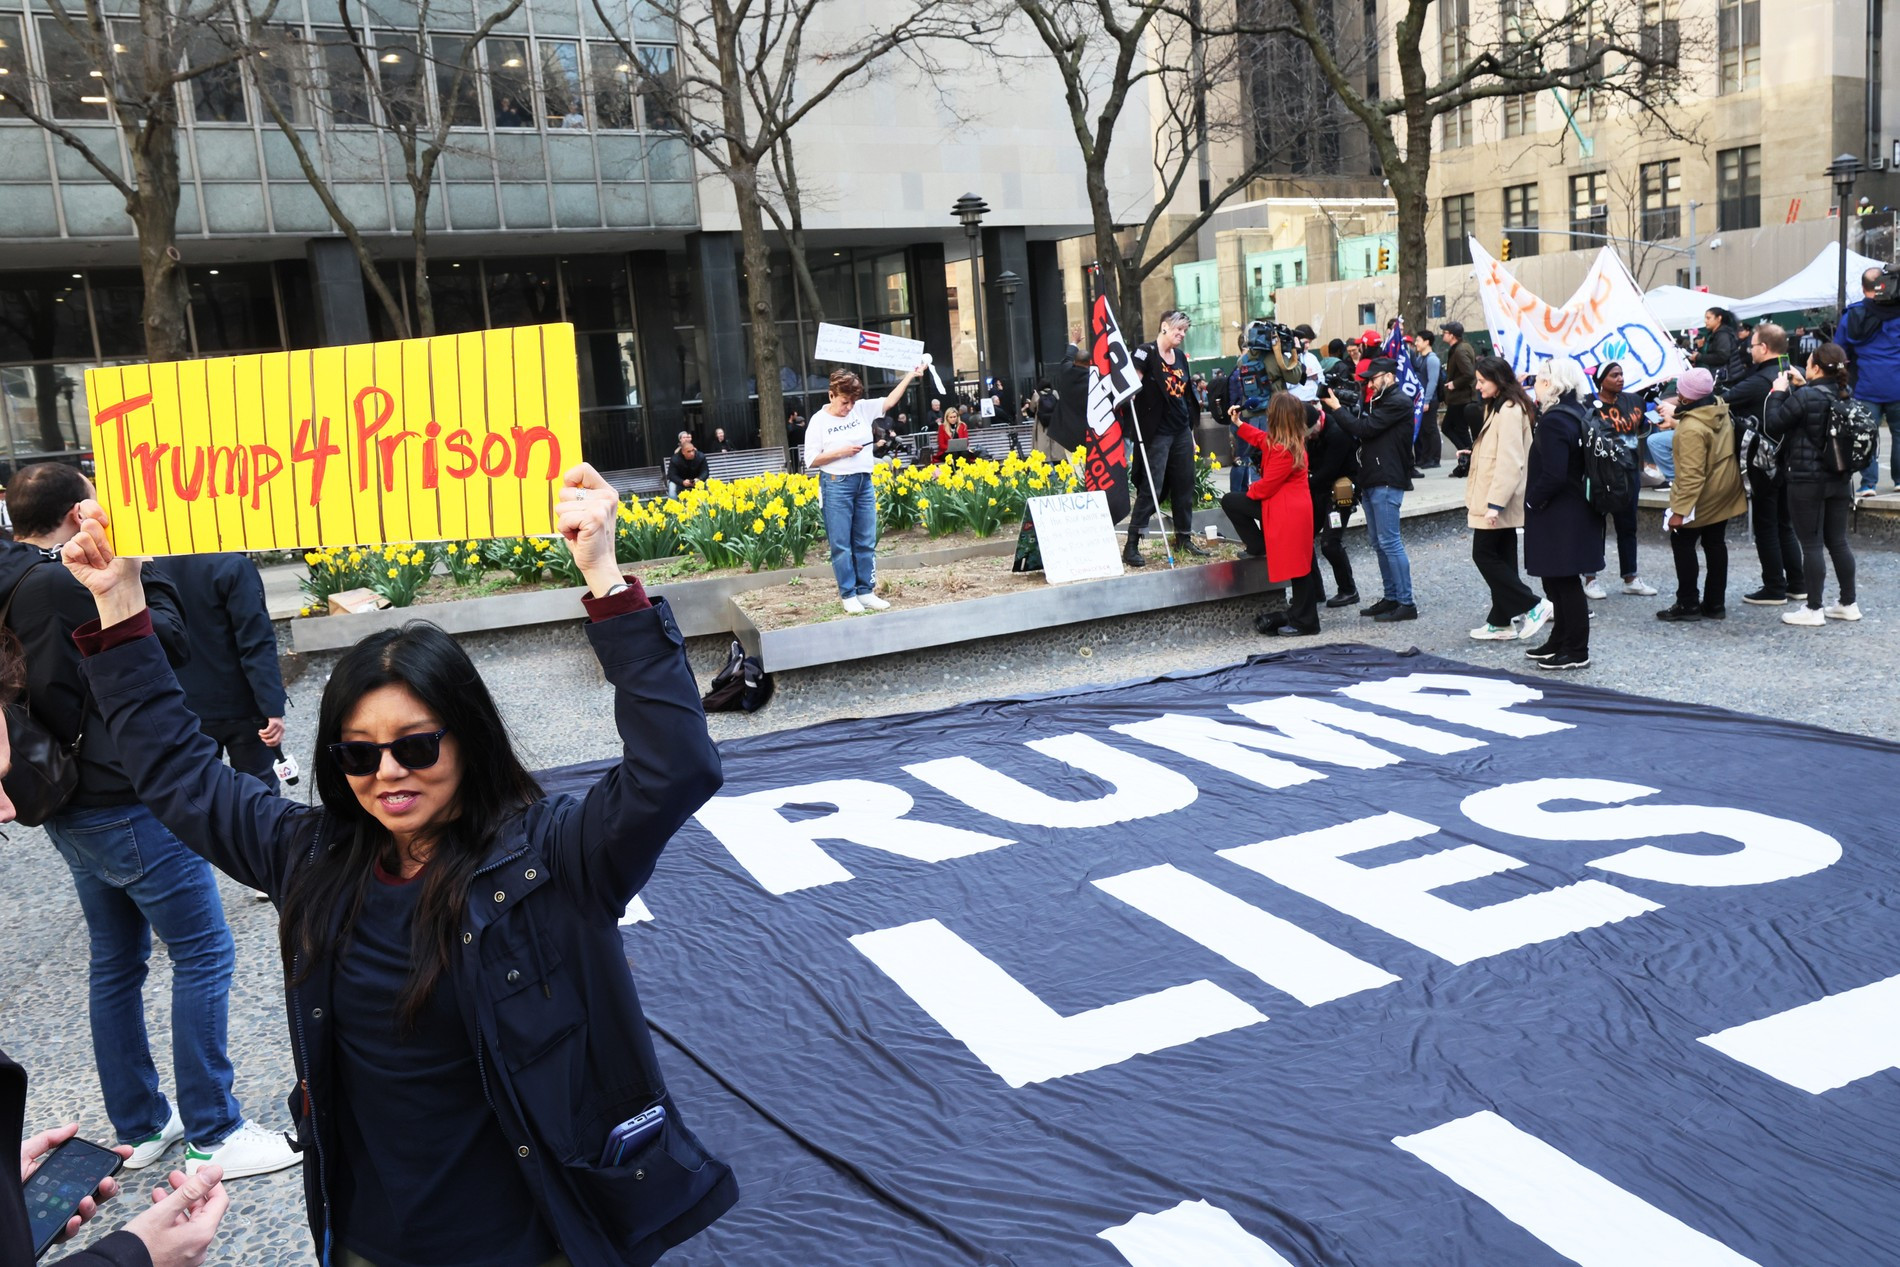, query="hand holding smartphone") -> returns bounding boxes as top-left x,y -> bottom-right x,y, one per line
23,1135 -> 123,1258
